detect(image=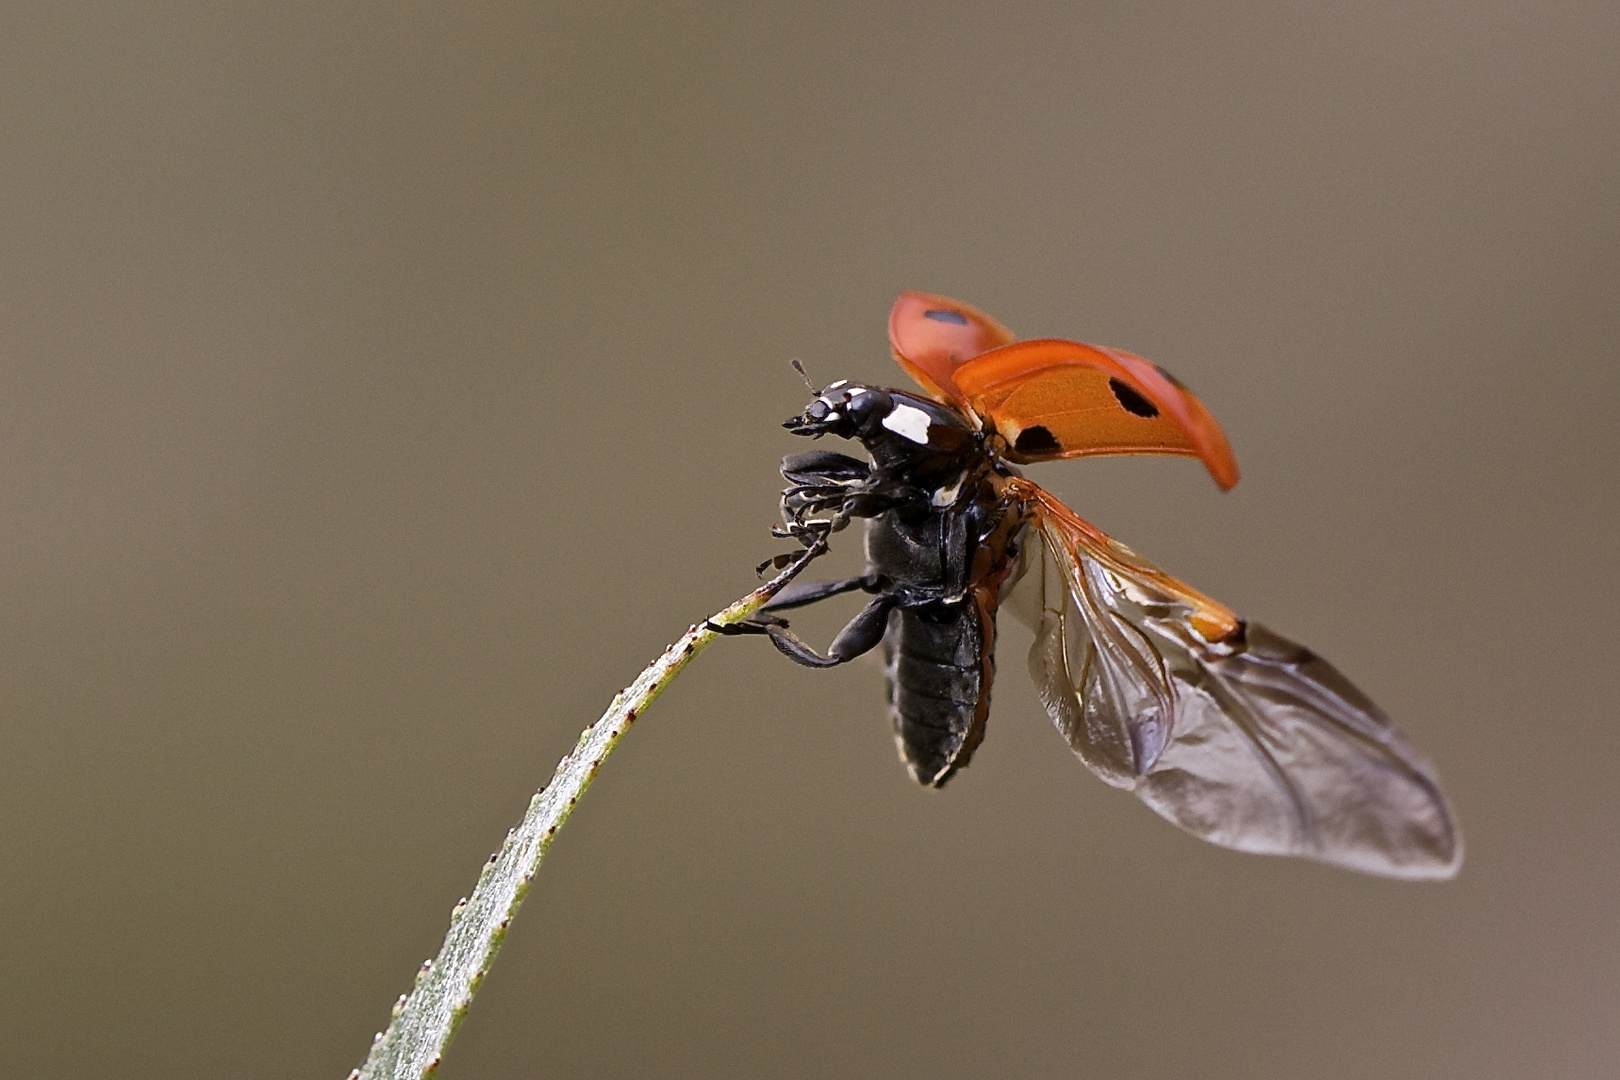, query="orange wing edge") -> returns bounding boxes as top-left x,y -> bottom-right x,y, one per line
1007,477 -> 1242,643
